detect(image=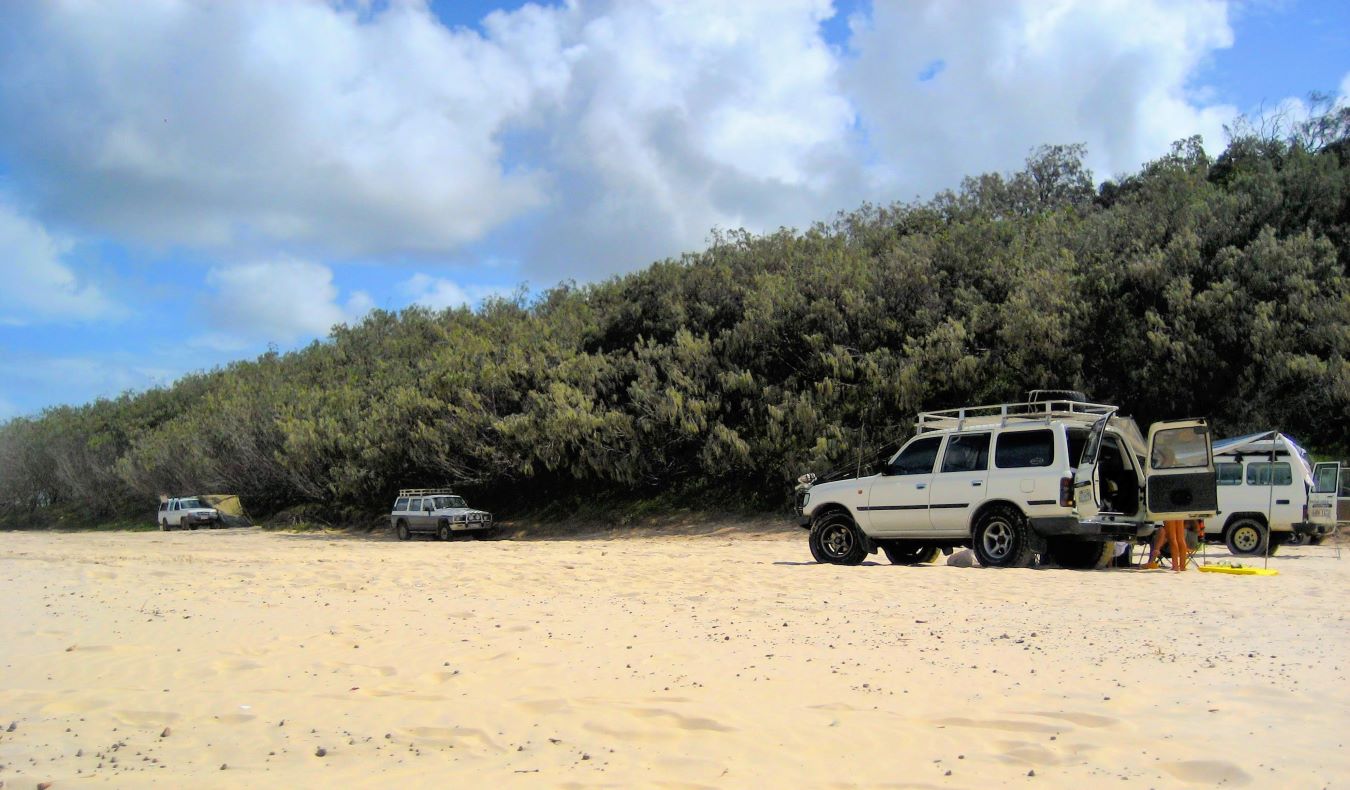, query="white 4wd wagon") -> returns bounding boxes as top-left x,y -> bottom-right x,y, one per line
158,496 -> 220,530
797,397 -> 1218,568
390,488 -> 494,541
